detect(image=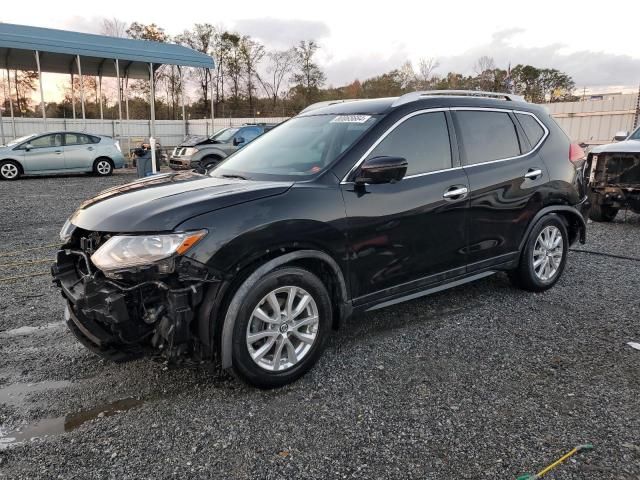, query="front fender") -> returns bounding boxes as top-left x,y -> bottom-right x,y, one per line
192,147 -> 228,162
